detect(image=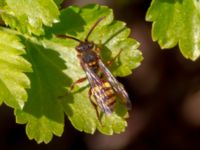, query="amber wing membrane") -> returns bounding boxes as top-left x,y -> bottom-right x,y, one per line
98,60 -> 132,110
83,64 -> 112,114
